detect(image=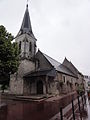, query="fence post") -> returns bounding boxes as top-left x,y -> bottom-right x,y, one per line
77,96 -> 81,112
60,107 -> 63,120
72,99 -> 75,120
81,95 -> 84,110
84,95 -> 86,104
